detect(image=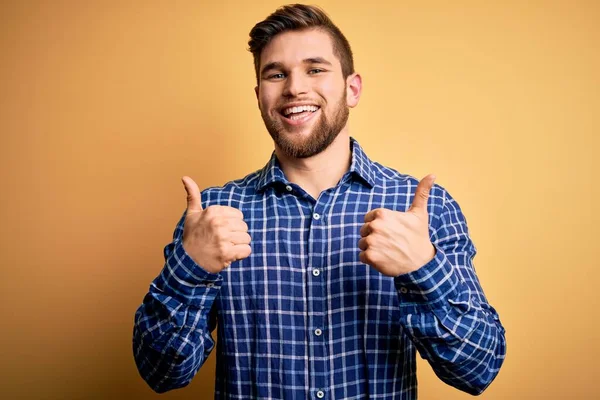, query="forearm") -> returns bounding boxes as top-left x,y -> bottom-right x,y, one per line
133,240 -> 222,393
396,247 -> 506,395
